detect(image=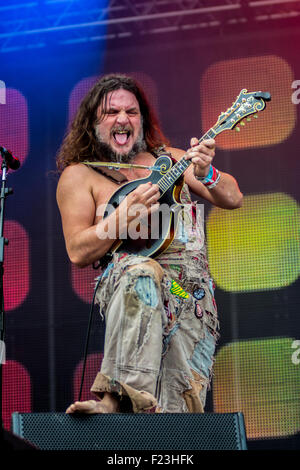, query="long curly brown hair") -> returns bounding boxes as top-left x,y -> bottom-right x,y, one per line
56,74 -> 169,172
